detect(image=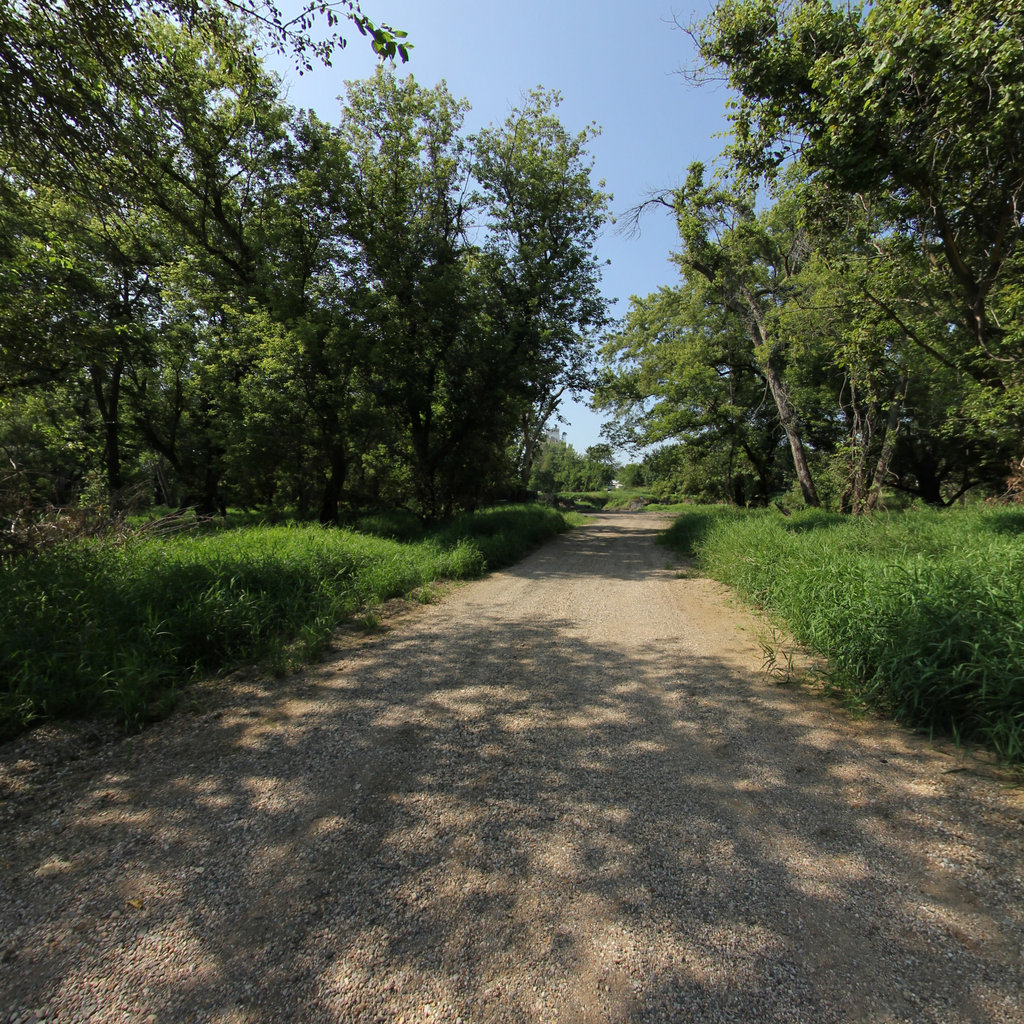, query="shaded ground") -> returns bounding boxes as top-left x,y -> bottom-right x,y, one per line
1,512 -> 1022,1023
